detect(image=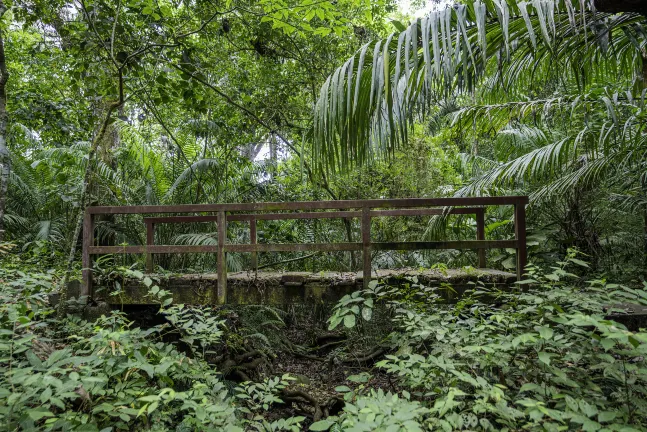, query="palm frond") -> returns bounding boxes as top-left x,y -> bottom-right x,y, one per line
313,0 -> 644,173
